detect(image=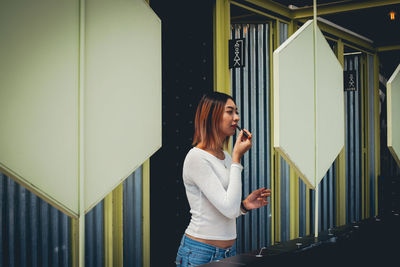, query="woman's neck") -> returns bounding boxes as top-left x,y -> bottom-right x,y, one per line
196,143 -> 225,160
